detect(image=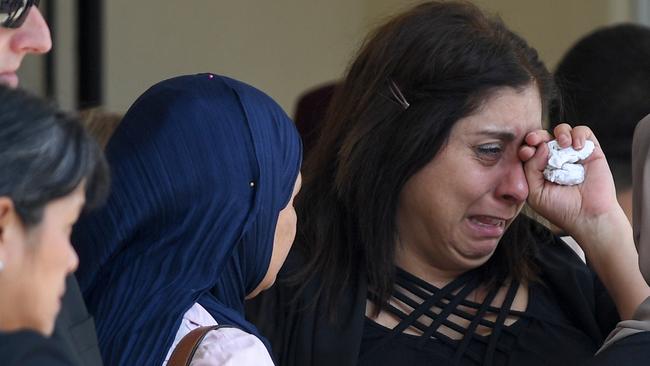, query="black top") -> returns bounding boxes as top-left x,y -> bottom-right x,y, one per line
246,216 -> 632,366
0,330 -> 73,366
359,269 -> 599,365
